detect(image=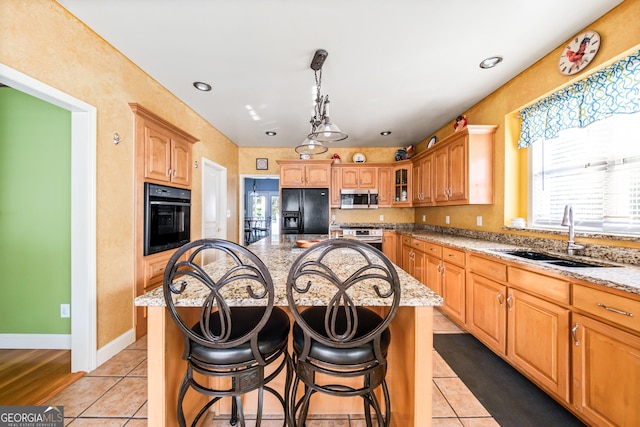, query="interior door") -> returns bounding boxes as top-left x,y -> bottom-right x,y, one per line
202,159 -> 227,262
